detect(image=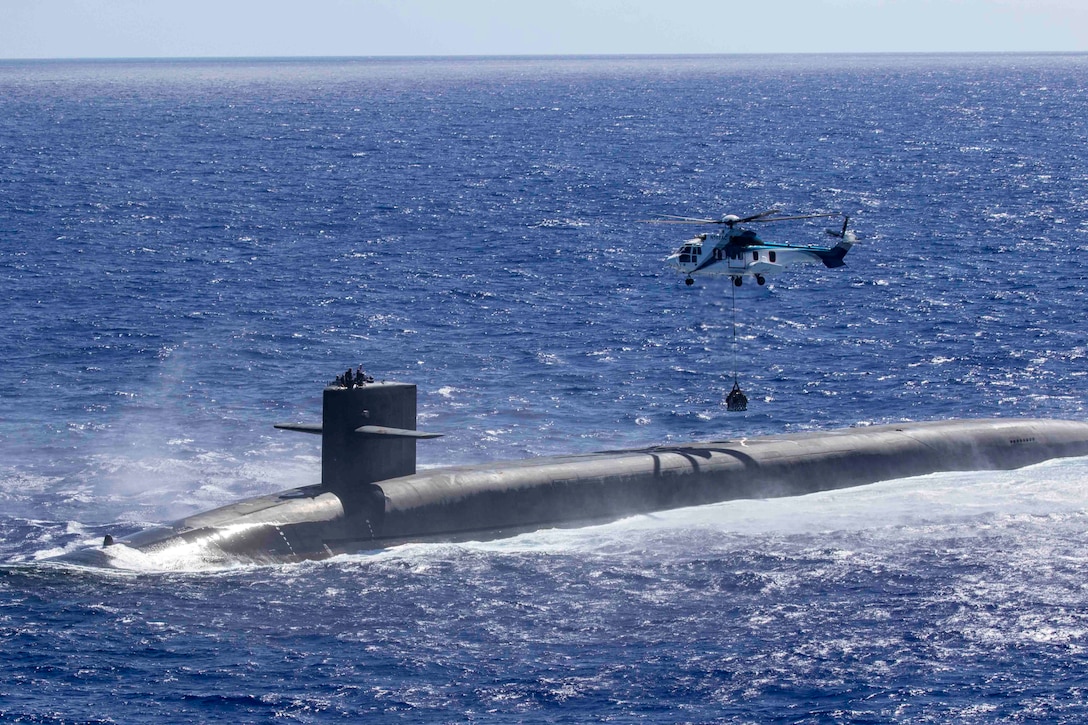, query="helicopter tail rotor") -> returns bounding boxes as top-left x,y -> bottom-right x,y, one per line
825,215 -> 851,238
